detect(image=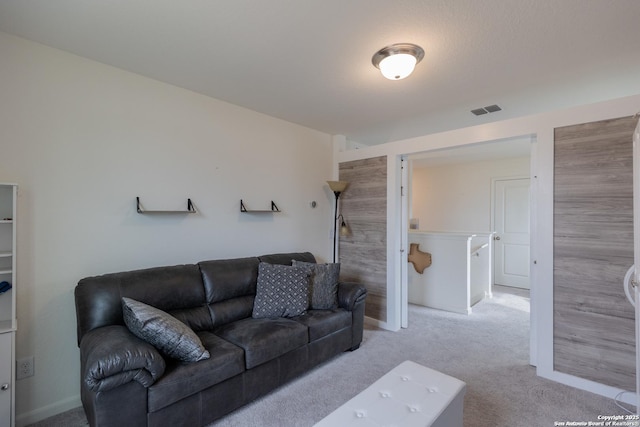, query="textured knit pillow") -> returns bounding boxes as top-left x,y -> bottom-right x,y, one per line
252,263 -> 310,319
122,297 -> 210,363
292,260 -> 340,309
